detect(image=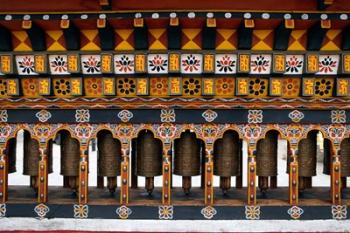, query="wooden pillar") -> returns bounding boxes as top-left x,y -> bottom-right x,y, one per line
162,143 -> 171,205
0,146 -> 7,203
247,144 -> 256,205
120,140 -> 130,205
201,141 -> 206,189
331,144 -> 341,205
37,144 -> 49,203
204,143 -> 214,206
288,144 -> 298,206
78,146 -> 88,204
